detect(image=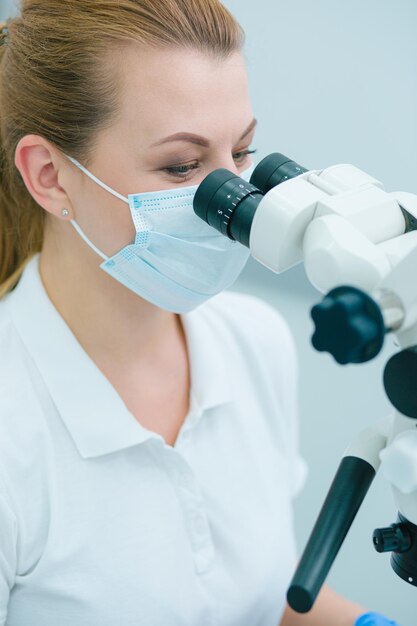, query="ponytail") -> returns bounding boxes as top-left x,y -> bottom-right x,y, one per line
0,17 -> 45,297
